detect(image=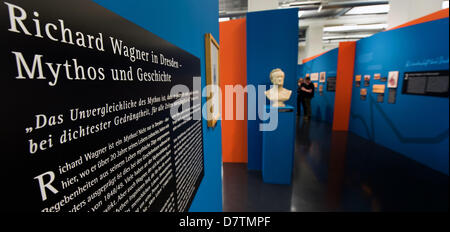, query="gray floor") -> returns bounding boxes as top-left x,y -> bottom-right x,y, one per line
222,118 -> 449,212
